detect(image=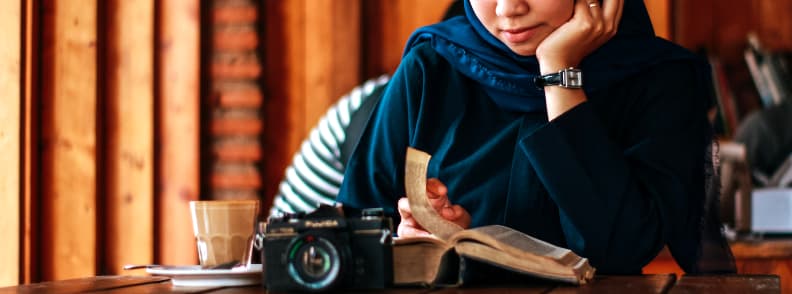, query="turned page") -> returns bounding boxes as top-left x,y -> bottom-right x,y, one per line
404,147 -> 463,240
